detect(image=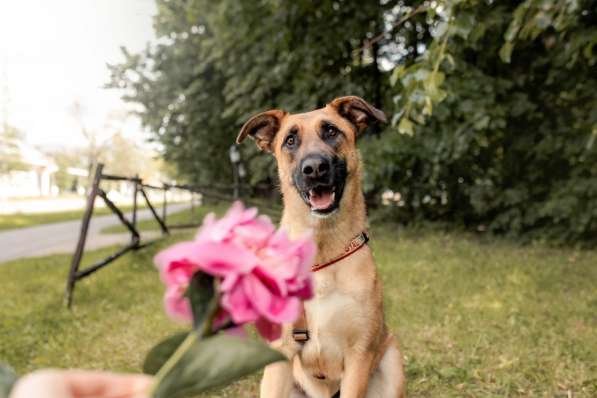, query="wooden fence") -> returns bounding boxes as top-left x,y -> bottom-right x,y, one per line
64,163 -> 281,308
